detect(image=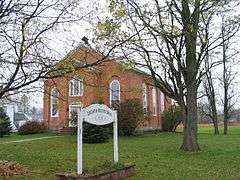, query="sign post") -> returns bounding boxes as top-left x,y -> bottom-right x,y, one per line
113,111 -> 118,162
77,108 -> 83,175
77,104 -> 119,175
